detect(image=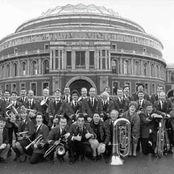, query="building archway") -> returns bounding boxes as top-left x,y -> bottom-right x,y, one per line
65,76 -> 96,95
